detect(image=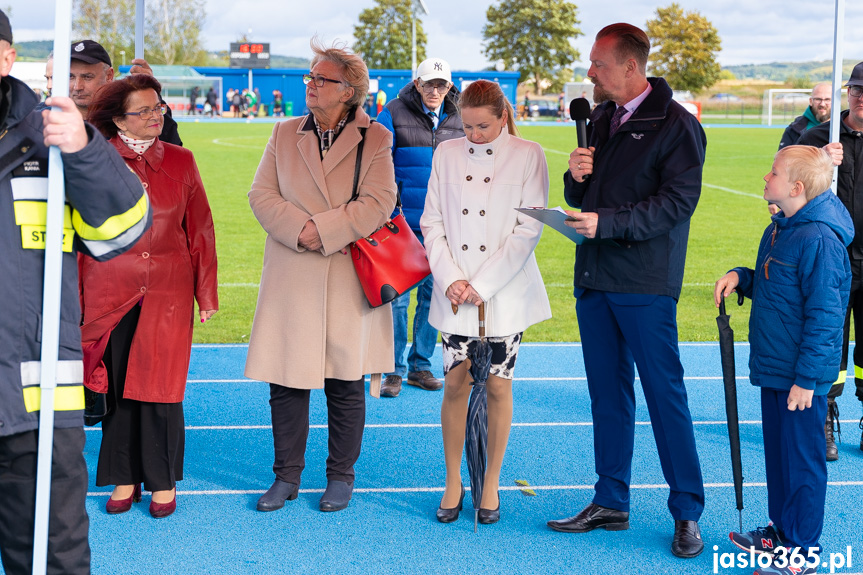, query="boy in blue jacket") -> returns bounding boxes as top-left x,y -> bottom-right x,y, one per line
714,145 -> 852,575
